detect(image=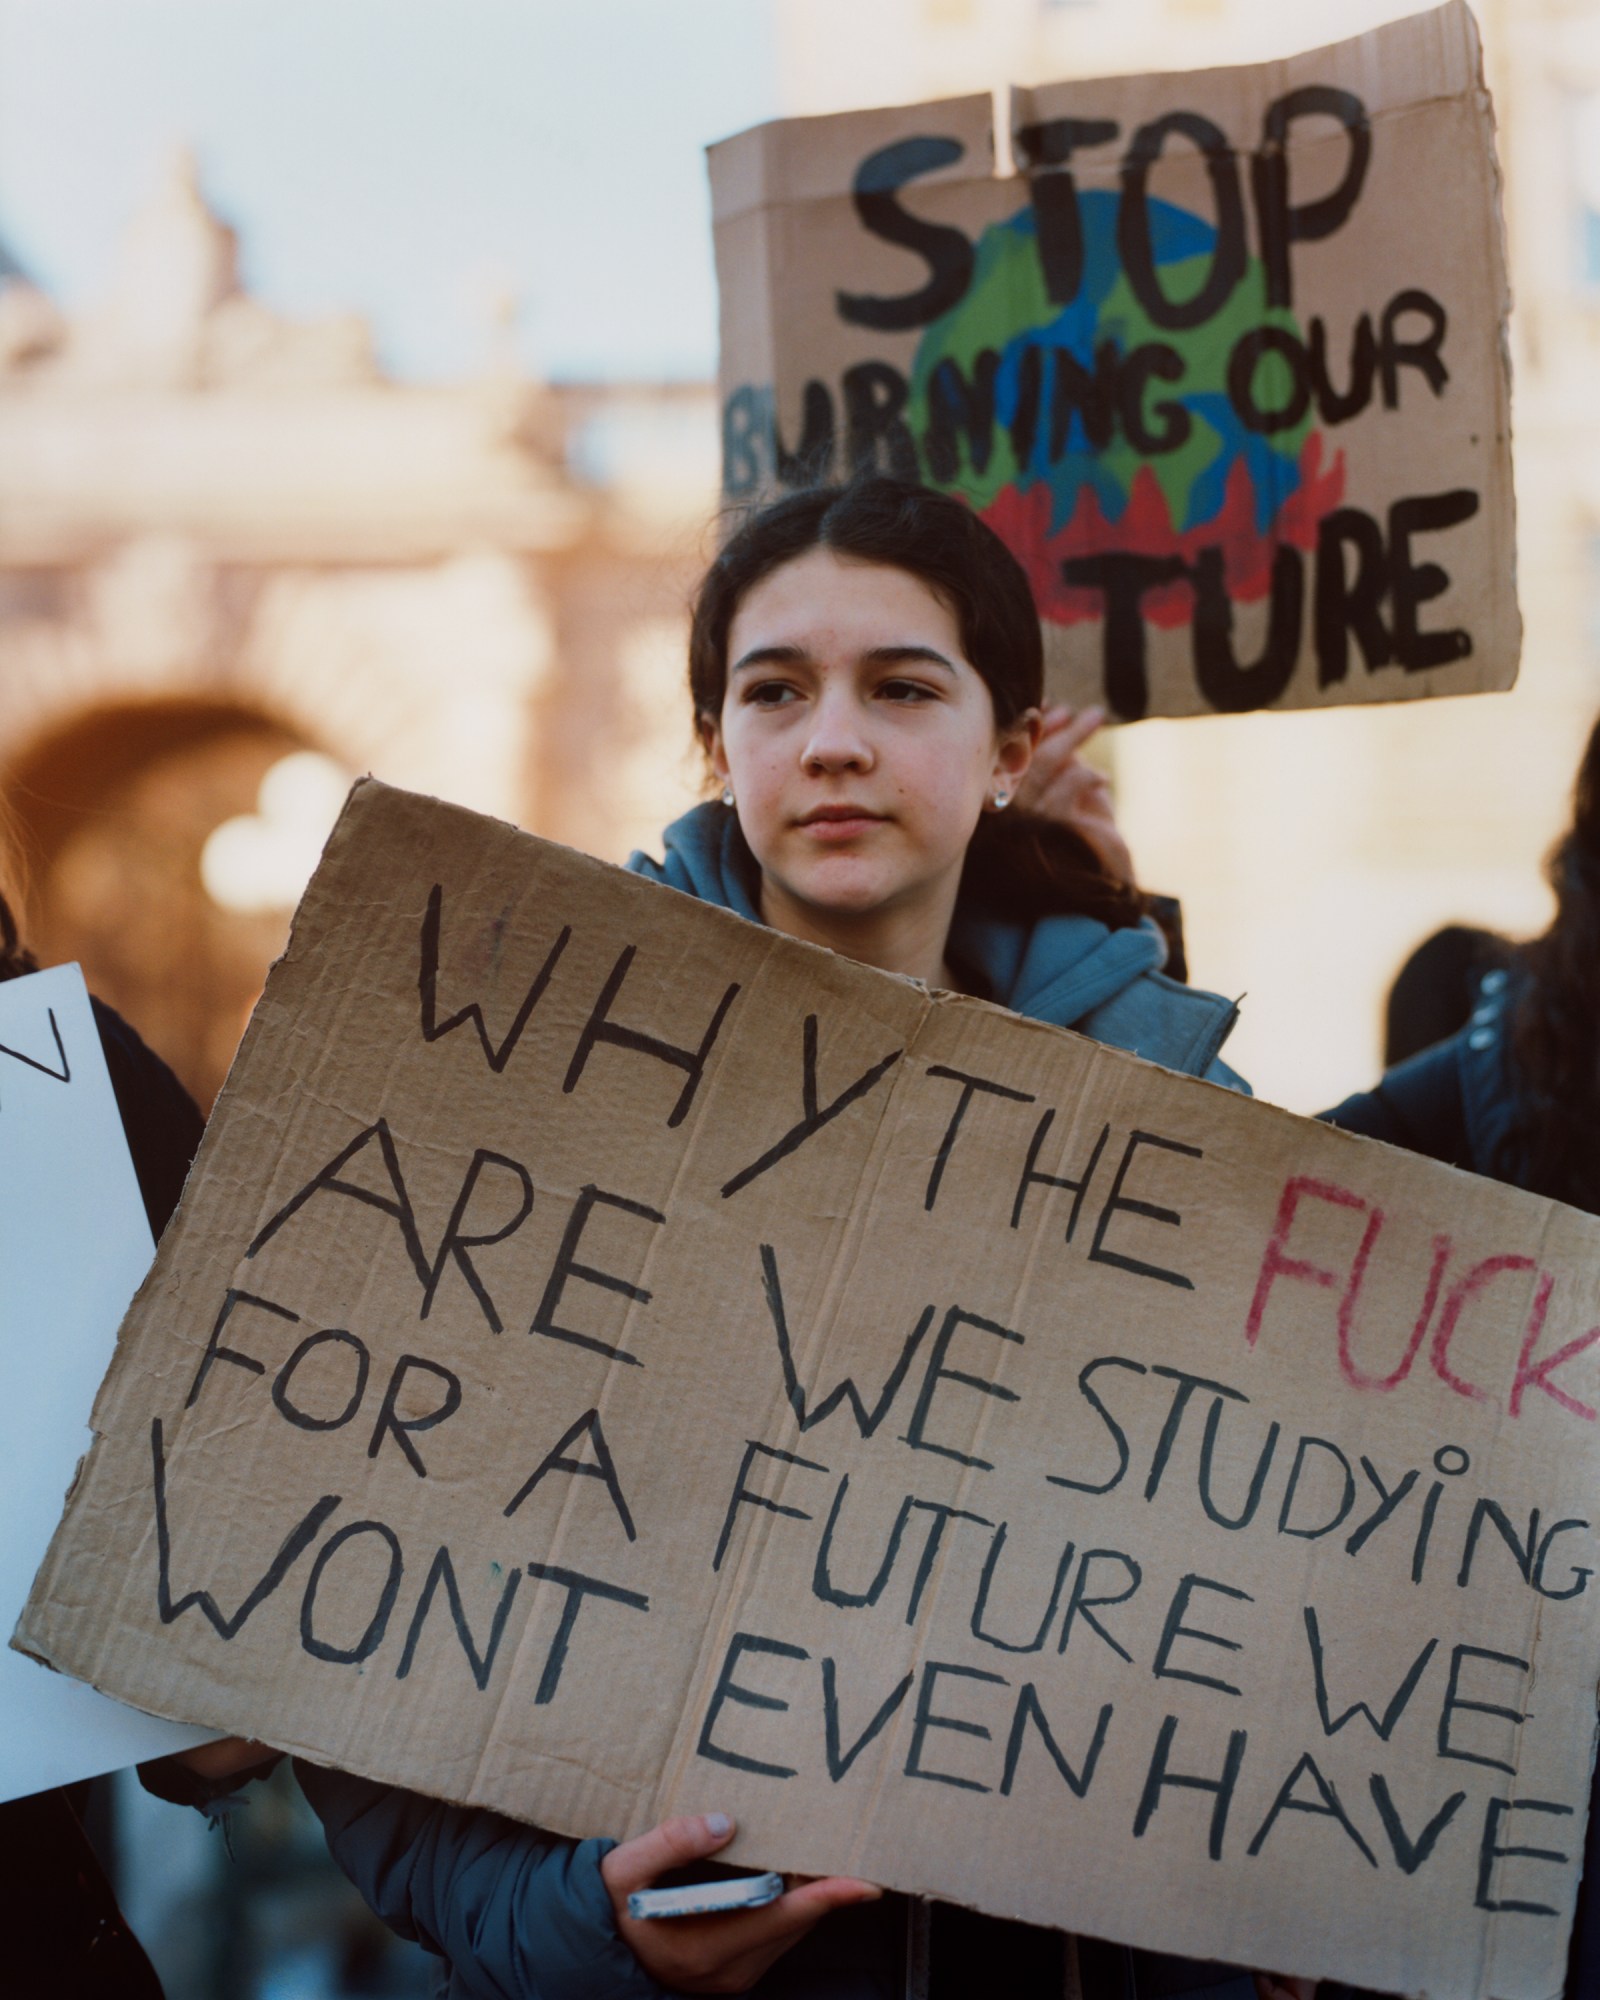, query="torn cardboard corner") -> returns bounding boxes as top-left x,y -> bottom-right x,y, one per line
710,0 -> 1518,722
20,777 -> 1600,1998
